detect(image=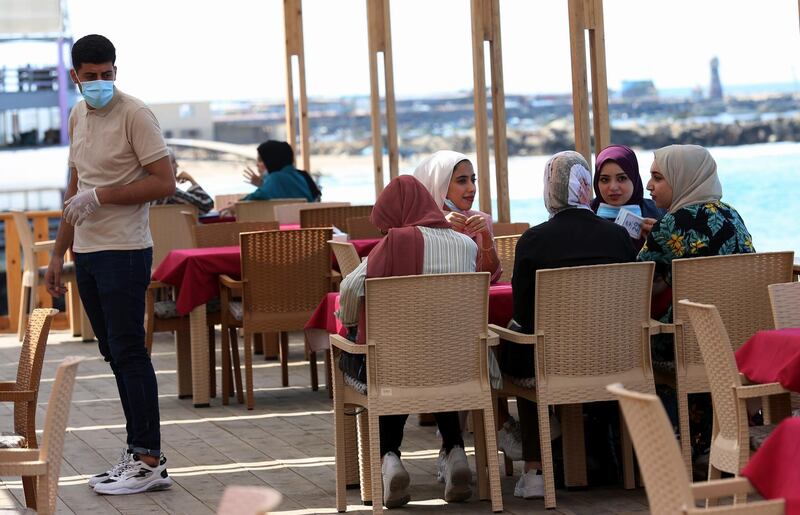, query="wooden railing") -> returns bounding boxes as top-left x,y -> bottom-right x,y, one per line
0,210 -> 70,333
